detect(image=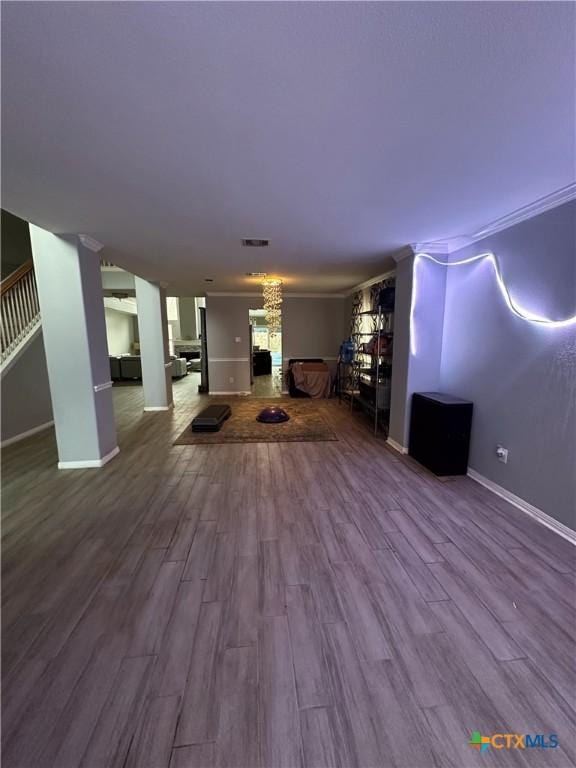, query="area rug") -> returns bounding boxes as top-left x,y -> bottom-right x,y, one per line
174,397 -> 338,445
